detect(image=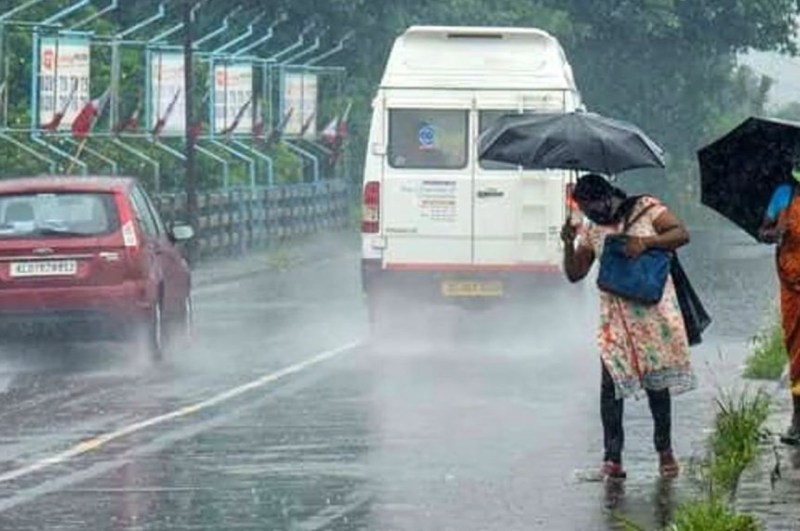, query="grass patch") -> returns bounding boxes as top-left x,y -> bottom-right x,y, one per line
672,388 -> 770,530
618,388 -> 771,530
744,319 -> 786,380
708,389 -> 771,494
671,498 -> 760,531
